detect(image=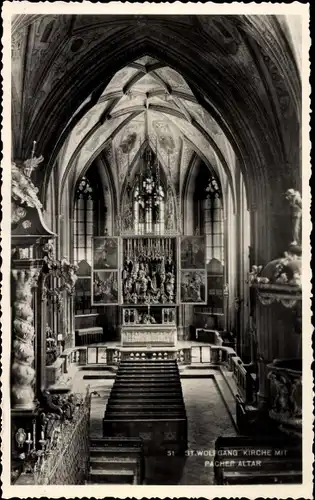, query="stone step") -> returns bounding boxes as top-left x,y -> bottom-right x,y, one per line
106,406 -> 185,414
111,387 -> 181,393
105,412 -> 185,419
90,446 -> 142,456
119,362 -> 176,366
113,381 -> 181,386
115,374 -> 179,384
89,469 -> 135,484
108,399 -> 183,410
117,371 -> 179,376
107,397 -> 183,404
117,368 -> 178,375
119,366 -> 178,370
90,456 -> 138,470
90,437 -> 142,446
